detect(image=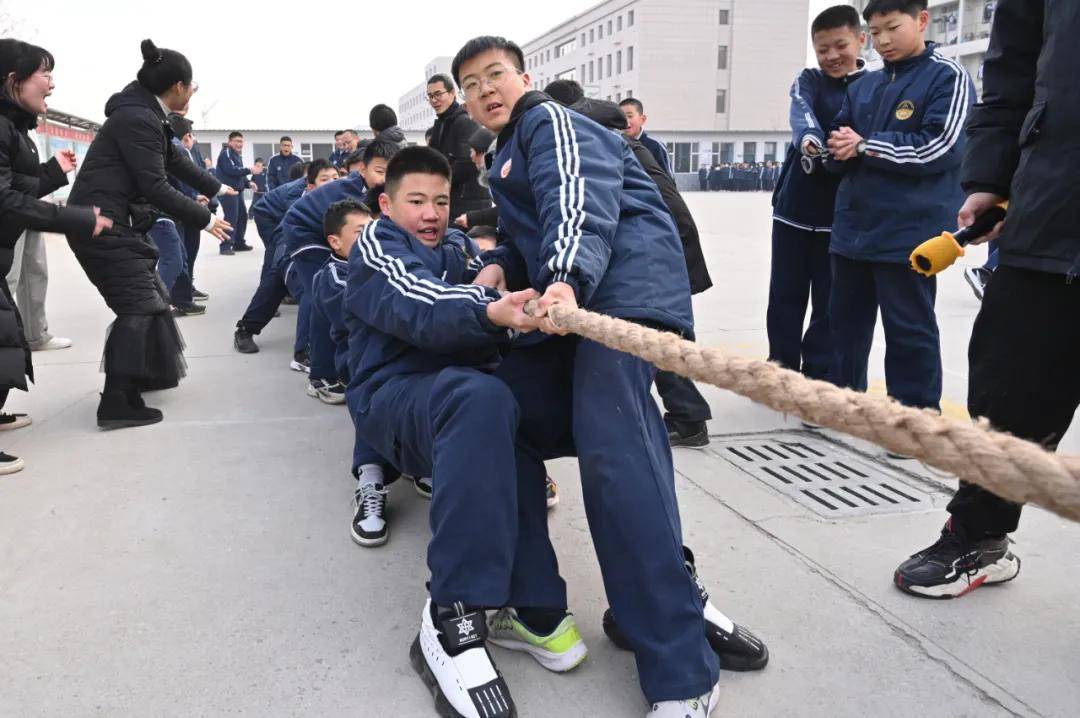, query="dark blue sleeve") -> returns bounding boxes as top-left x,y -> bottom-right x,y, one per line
346,220 -> 509,353
863,64 -> 975,177
521,103 -> 616,304
216,149 -> 250,180
280,187 -> 328,252
790,69 -> 826,149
